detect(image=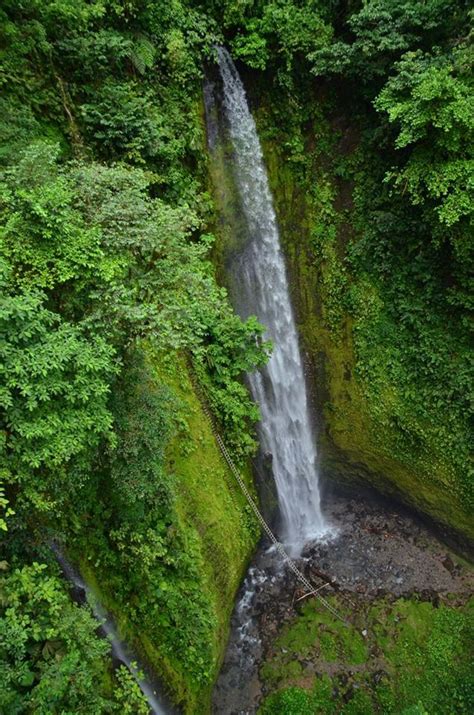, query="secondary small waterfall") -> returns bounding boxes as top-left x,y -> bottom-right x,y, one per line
53,548 -> 172,715
216,47 -> 327,554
